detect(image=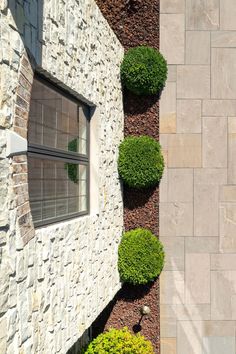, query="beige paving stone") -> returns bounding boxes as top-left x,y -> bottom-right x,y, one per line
186,31 -> 210,64
228,134 -> 236,184
211,271 -> 236,320
175,304 -> 211,320
160,0 -> 236,350
160,271 -> 185,304
160,168 -> 168,202
161,304 -> 211,321
161,237 -> 185,271
160,134 -> 169,166
160,318 -> 177,337
203,320 -> 236,336
160,0 -> 185,14
161,338 -> 176,354
194,184 -> 219,237
220,185 -> 236,202
194,168 -> 227,186
228,117 -> 236,133
167,134 -> 202,168
231,294 -> 236,319
177,320 -> 203,354
177,100 -> 201,133
185,237 -> 219,253
160,82 -> 176,133
161,304 -> 177,319
219,203 -> 236,253
211,31 -> 236,47
160,14 -> 185,64
167,65 -> 177,82
186,0 -> 219,30
160,202 -> 193,237
185,254 -> 210,304
177,66 -> 210,99
194,169 -> 227,237
220,0 -> 236,30
203,336 -> 235,354
211,254 -> 236,270
203,100 -> 236,116
228,119 -> 236,183
212,48 -> 236,99
167,169 -> 193,202
202,117 -> 227,168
